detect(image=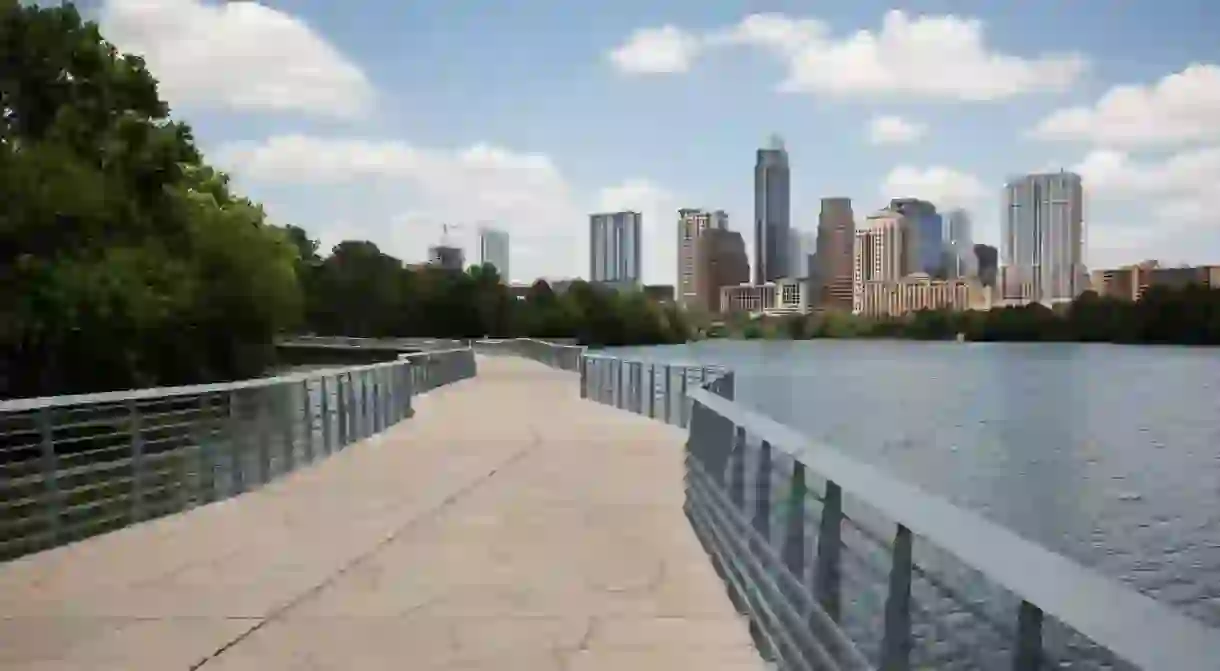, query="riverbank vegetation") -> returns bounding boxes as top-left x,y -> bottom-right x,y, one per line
712,285 -> 1220,345
0,3 -> 685,399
